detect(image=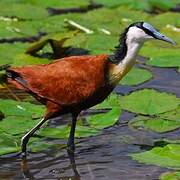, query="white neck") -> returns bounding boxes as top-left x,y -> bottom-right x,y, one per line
109,27 -> 146,84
